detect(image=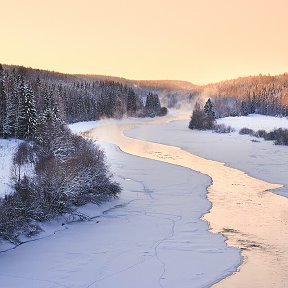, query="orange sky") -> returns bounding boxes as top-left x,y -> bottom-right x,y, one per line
0,0 -> 287,84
